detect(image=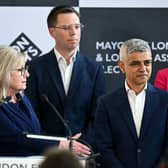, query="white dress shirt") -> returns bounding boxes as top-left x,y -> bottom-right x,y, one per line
54,49 -> 76,95
125,81 -> 147,137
